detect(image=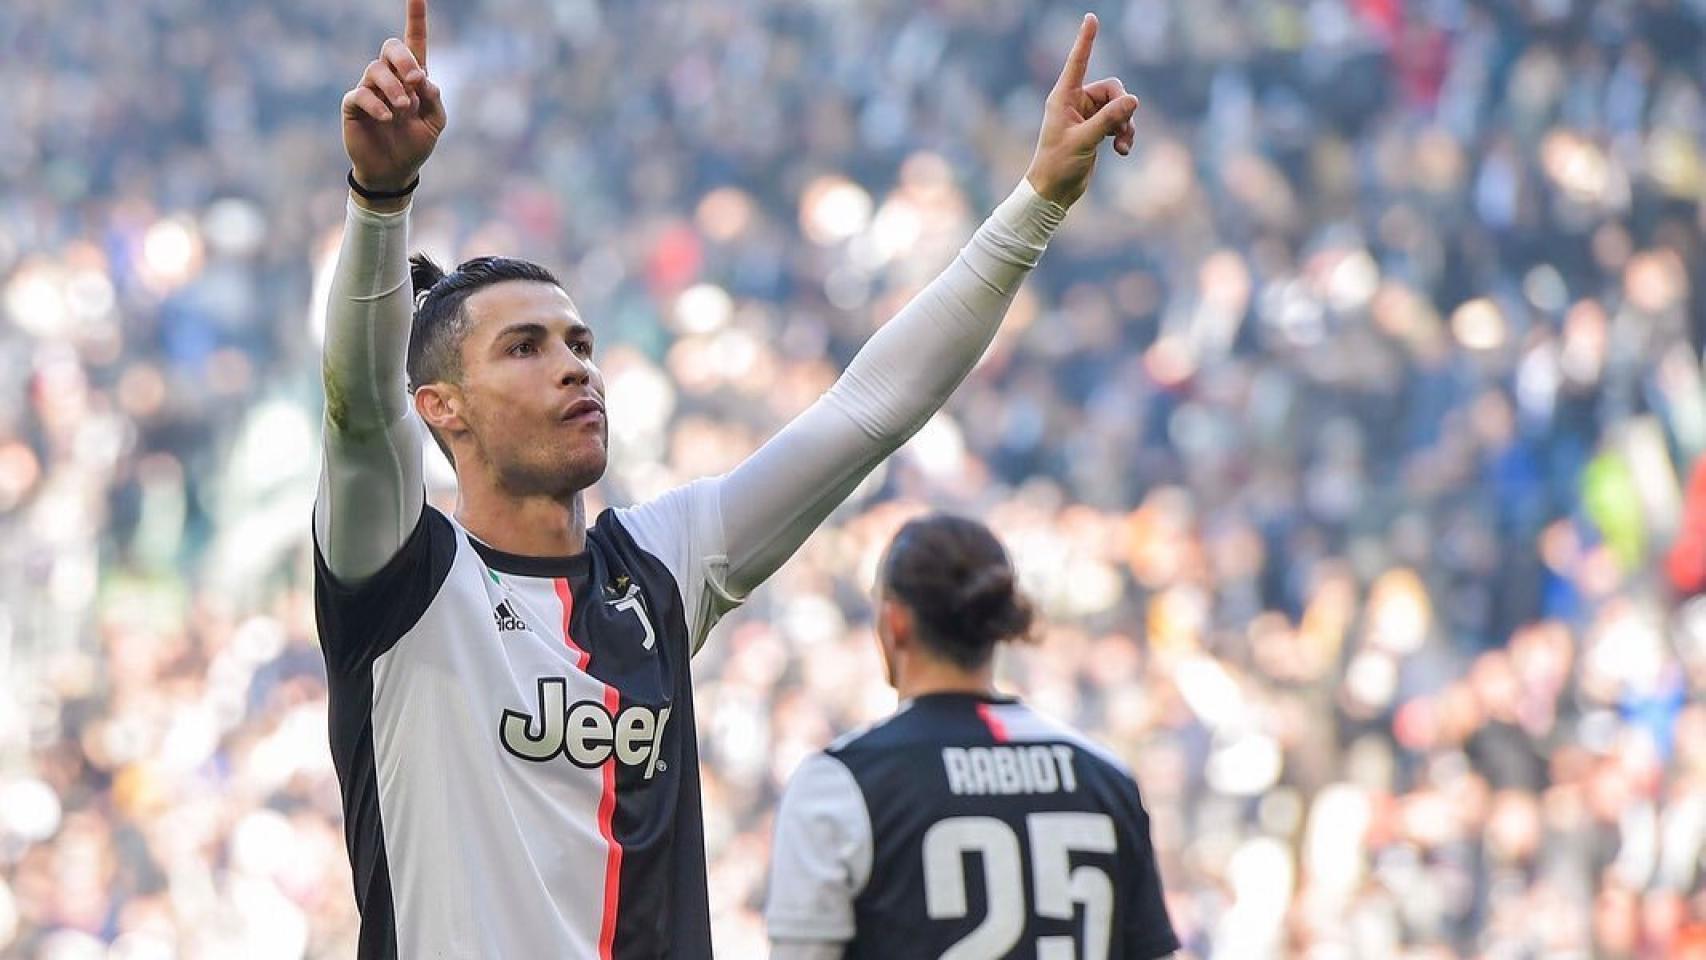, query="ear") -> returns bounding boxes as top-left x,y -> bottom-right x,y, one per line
880,598 -> 914,653
413,382 -> 467,437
